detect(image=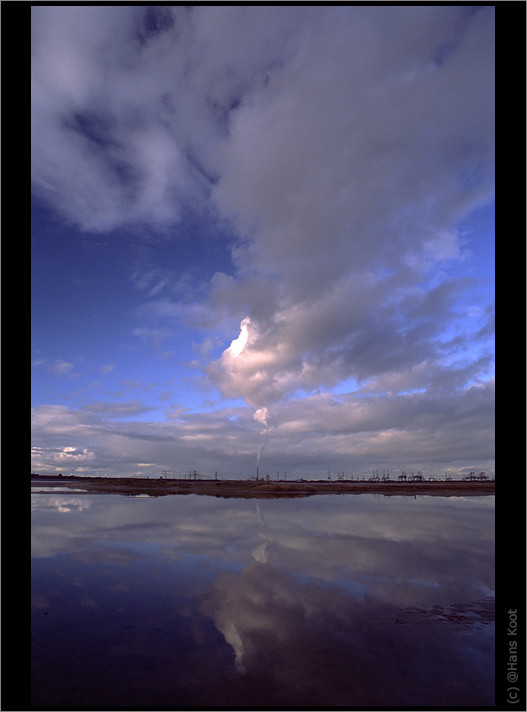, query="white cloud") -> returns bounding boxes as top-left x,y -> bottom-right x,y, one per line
99,363 -> 116,375
53,360 -> 74,376
80,401 -> 155,418
31,7 -> 494,475
31,378 -> 494,479
203,7 -> 494,406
